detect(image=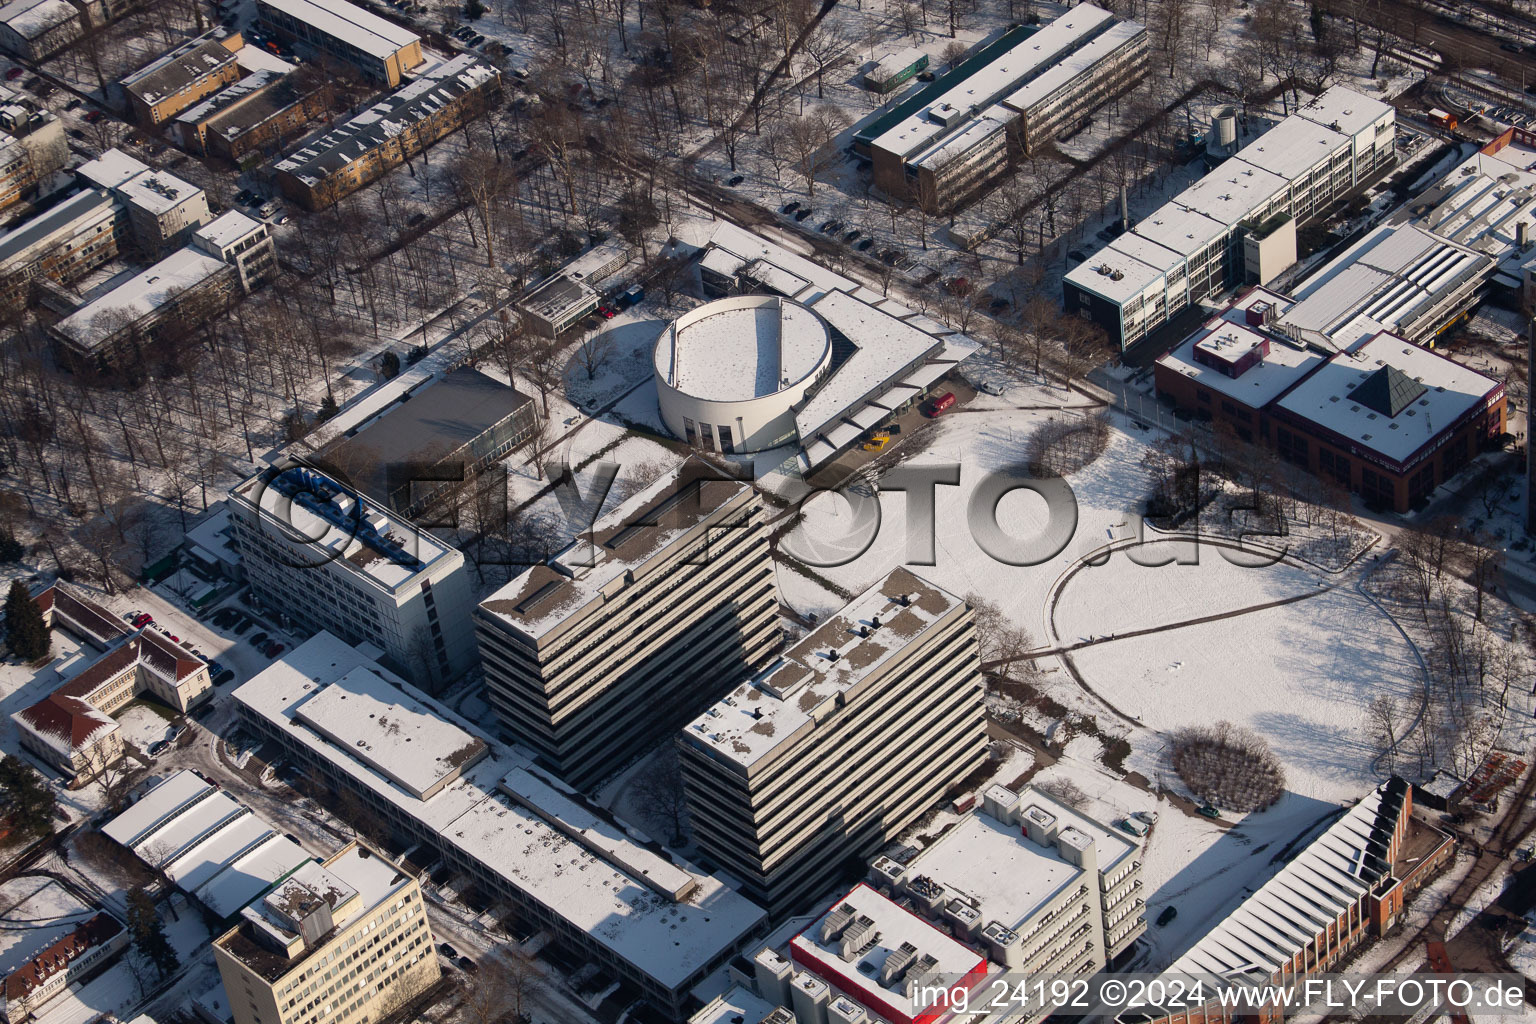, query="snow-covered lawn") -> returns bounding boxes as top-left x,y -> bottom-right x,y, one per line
1067,578 -> 1422,802
116,704 -> 176,751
